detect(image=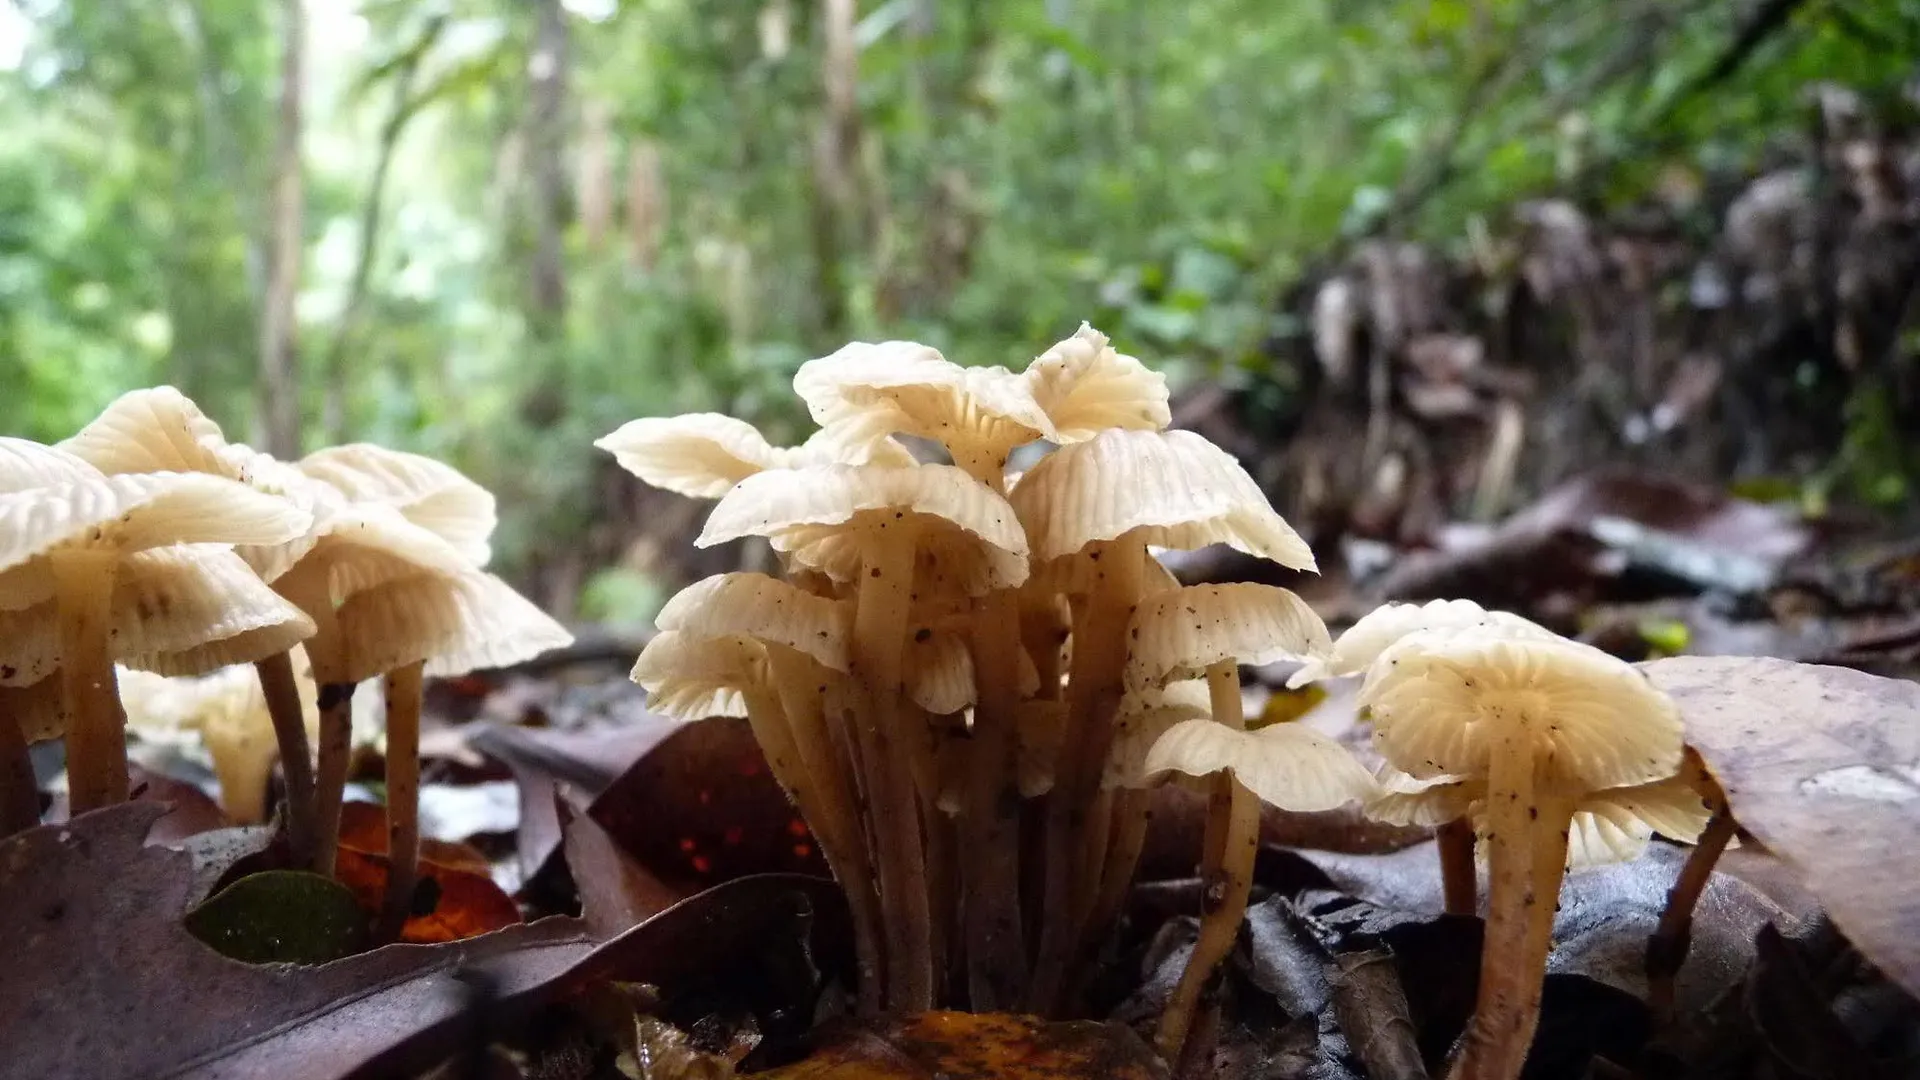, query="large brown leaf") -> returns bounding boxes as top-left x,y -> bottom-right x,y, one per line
1644,655 -> 1920,999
